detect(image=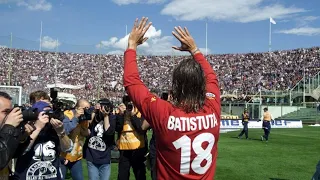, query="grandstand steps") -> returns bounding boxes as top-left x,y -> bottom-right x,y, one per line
280,108 -> 320,123
312,85 -> 320,100
290,70 -> 320,101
